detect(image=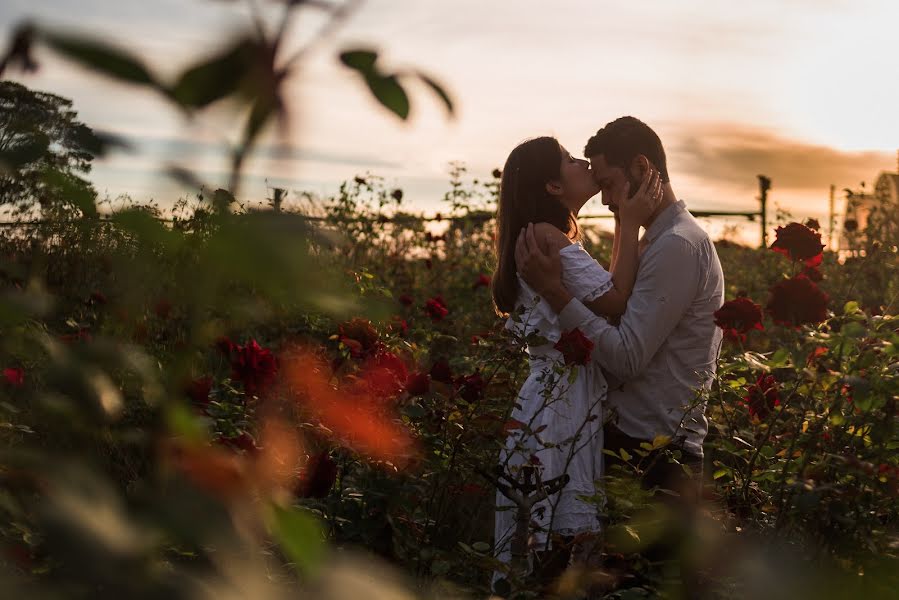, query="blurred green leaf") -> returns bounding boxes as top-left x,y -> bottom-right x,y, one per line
415,71 -> 454,116
340,49 -> 410,120
42,31 -> 157,86
269,505 -> 326,575
169,38 -> 260,108
339,49 -> 377,71
367,74 -> 409,120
